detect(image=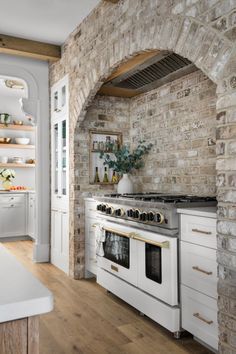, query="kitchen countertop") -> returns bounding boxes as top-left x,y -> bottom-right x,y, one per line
0,190 -> 35,194
177,206 -> 217,218
0,245 -> 53,323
